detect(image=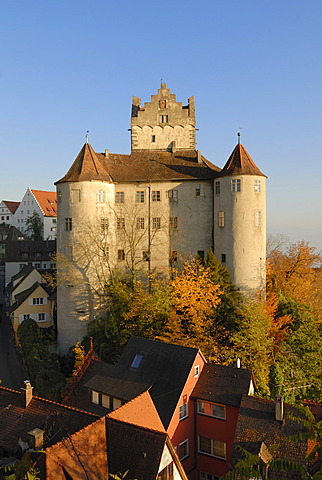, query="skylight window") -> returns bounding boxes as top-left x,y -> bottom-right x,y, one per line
131,353 -> 144,368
